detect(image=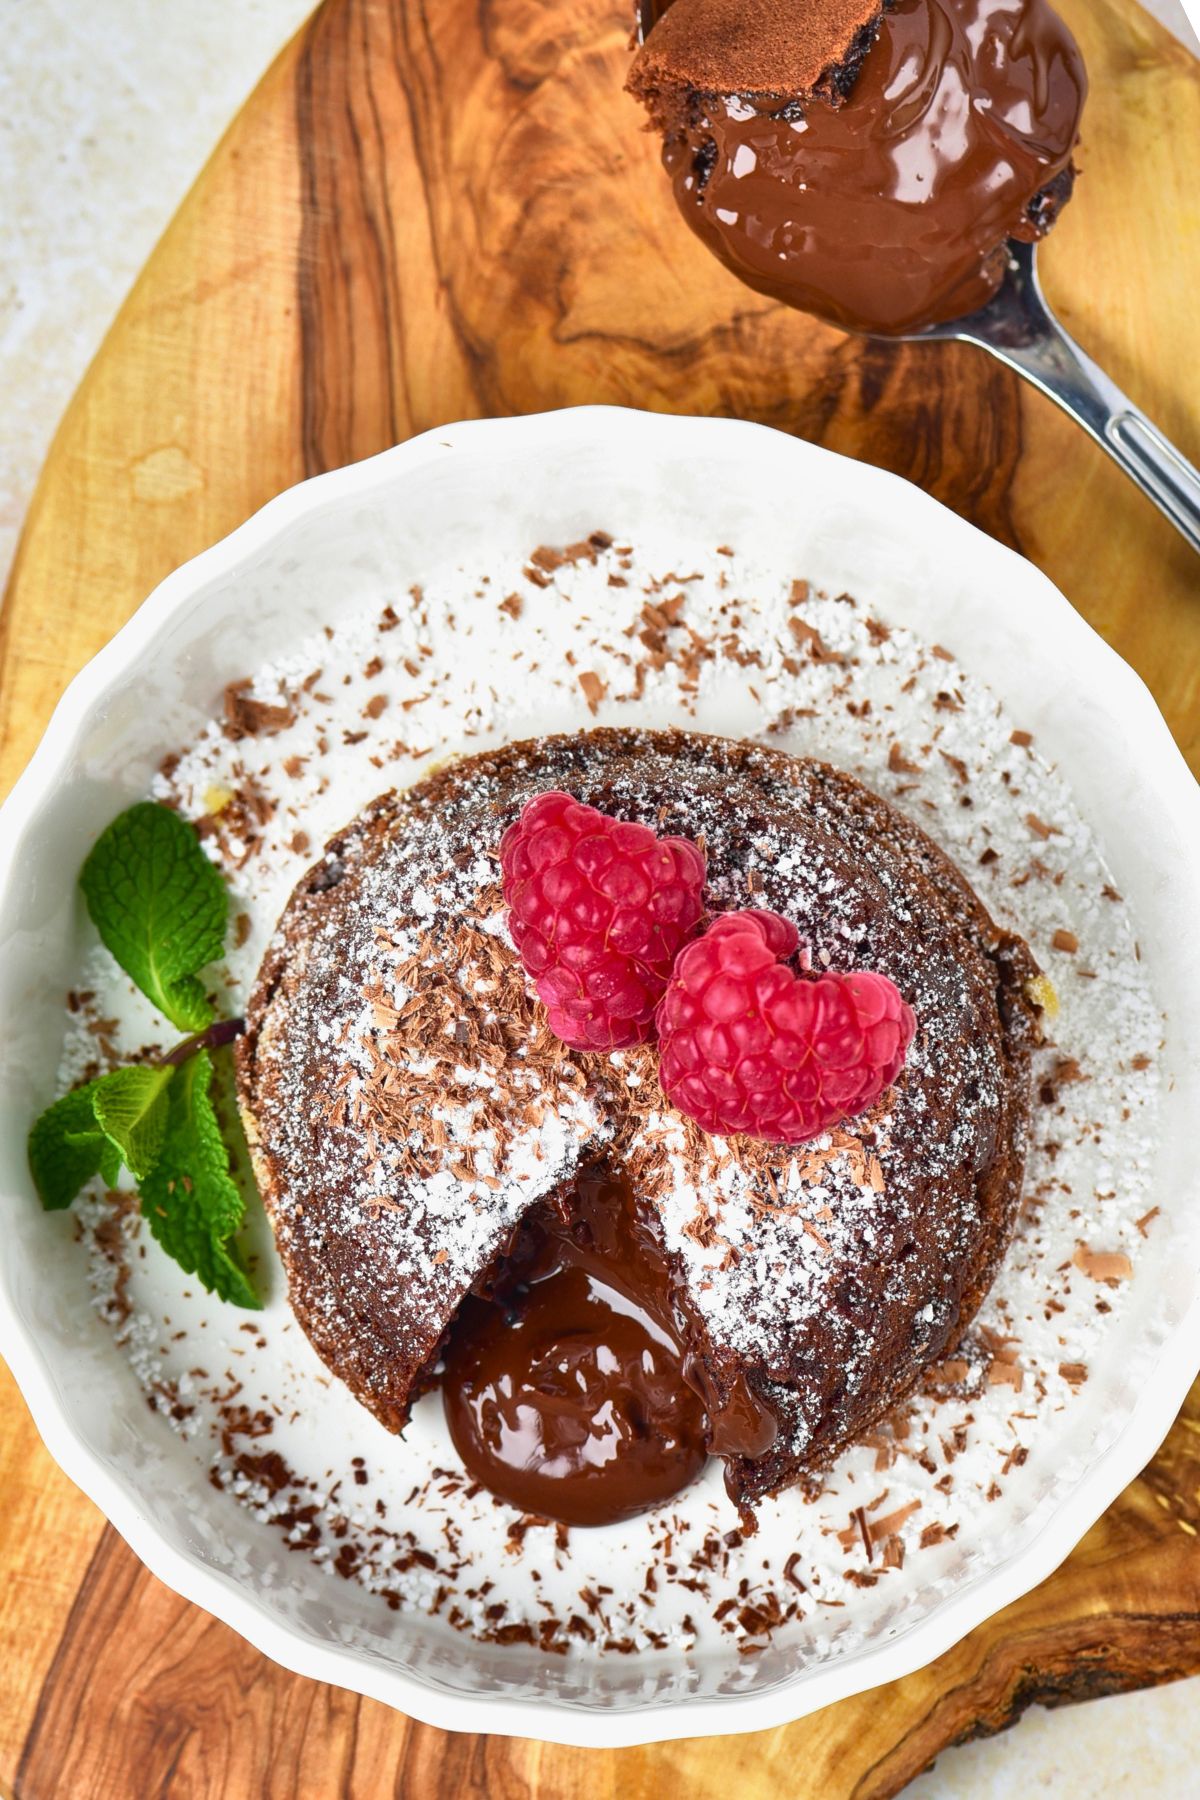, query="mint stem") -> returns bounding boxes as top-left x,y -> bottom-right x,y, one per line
160,1016 -> 245,1069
